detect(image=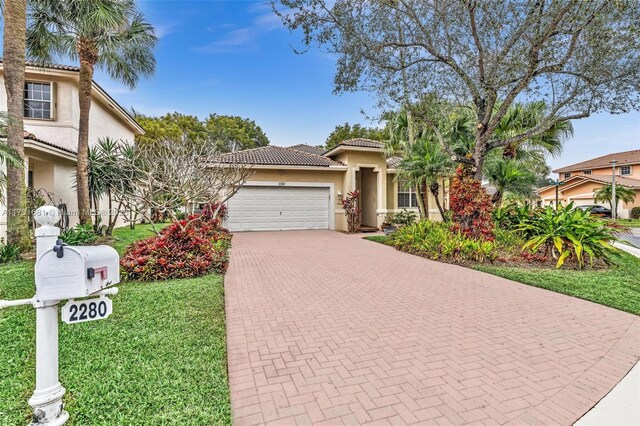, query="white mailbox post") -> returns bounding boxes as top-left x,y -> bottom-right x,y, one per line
0,206 -> 120,426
